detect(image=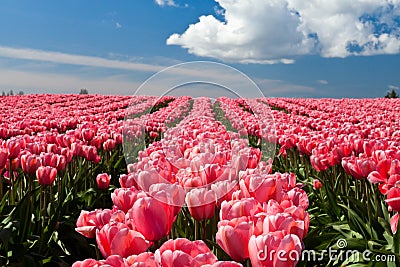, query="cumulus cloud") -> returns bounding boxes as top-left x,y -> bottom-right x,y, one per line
167,0 -> 400,63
